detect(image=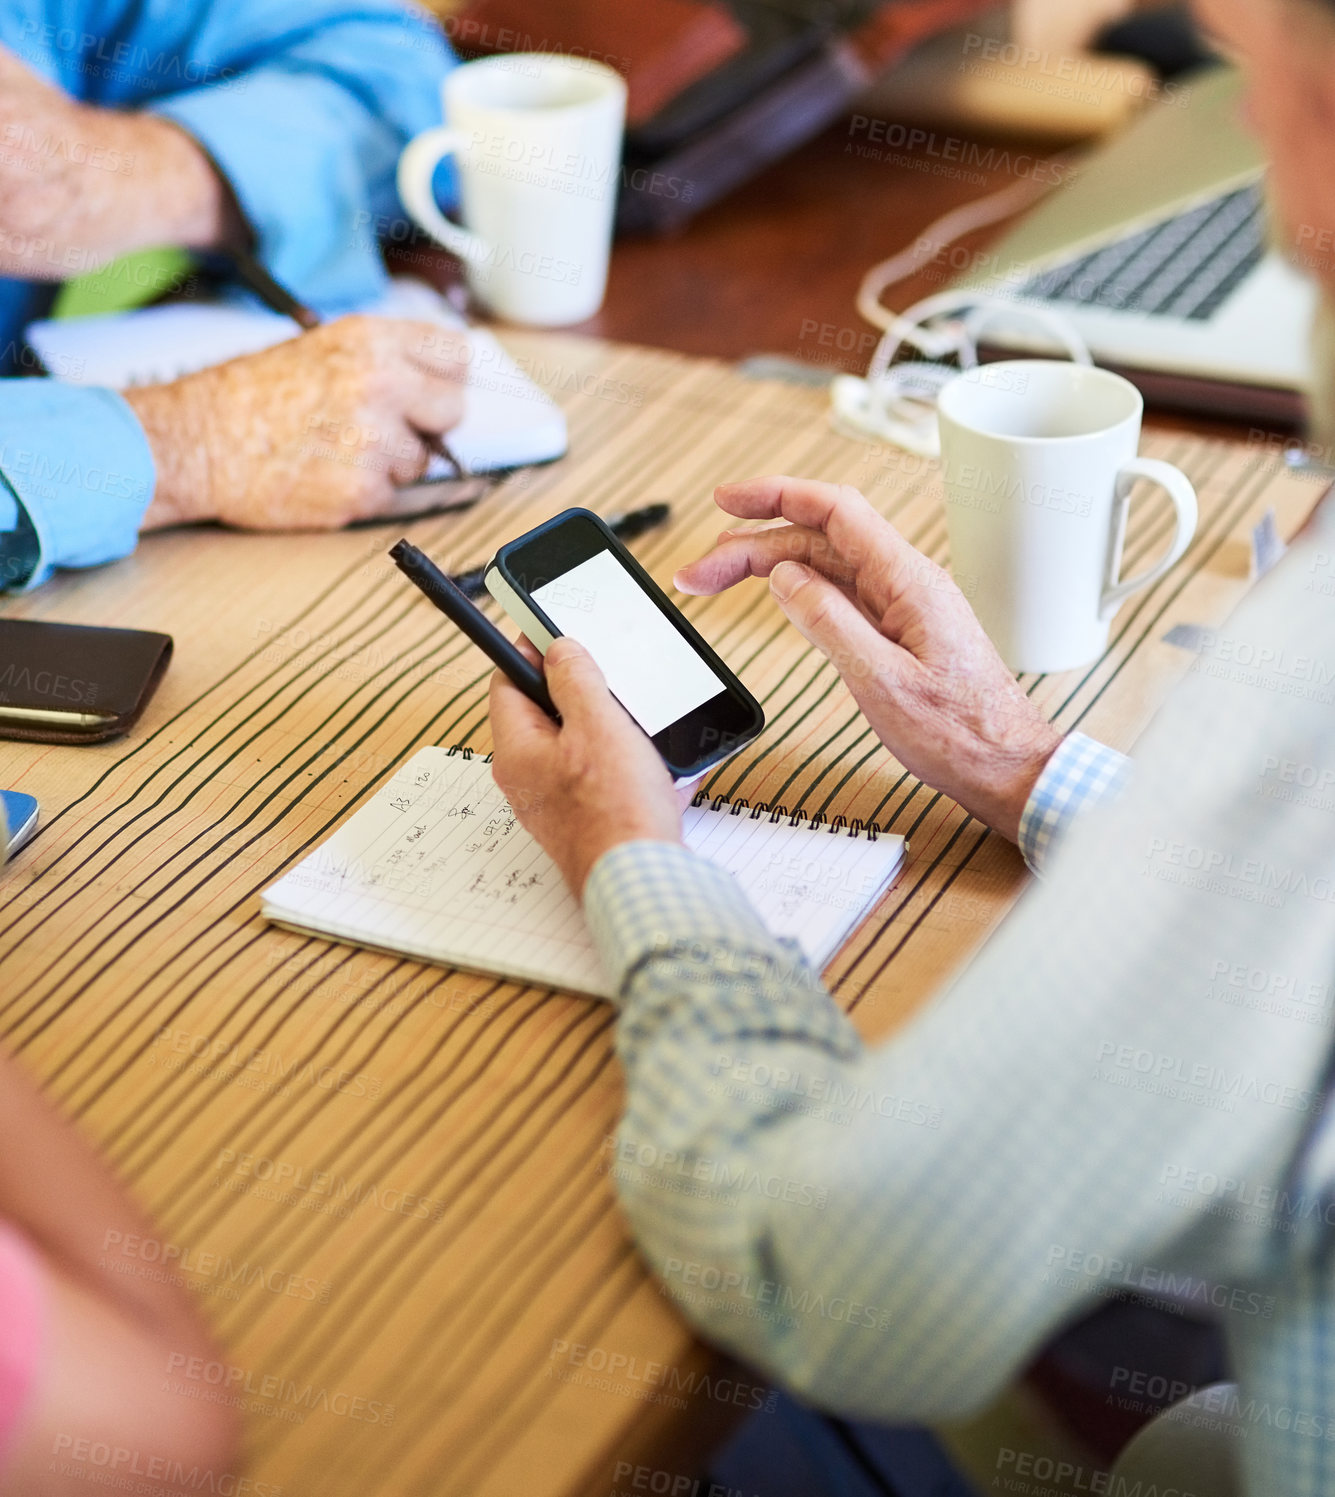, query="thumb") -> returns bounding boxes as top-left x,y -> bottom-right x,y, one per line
769,561 -> 902,684
543,637 -> 622,727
